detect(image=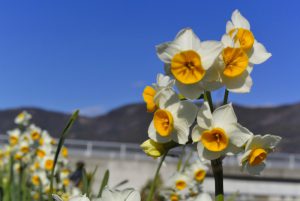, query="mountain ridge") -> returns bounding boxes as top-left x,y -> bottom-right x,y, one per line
0,102 -> 299,153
